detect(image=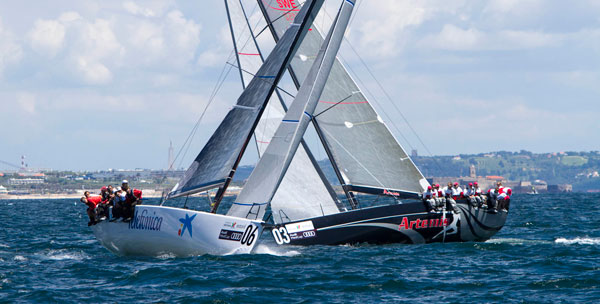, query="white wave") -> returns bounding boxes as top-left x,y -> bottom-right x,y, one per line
43,250 -> 89,261
13,255 -> 27,261
155,253 -> 177,259
253,244 -> 301,257
0,243 -> 9,248
555,237 -> 600,245
485,238 -> 551,245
